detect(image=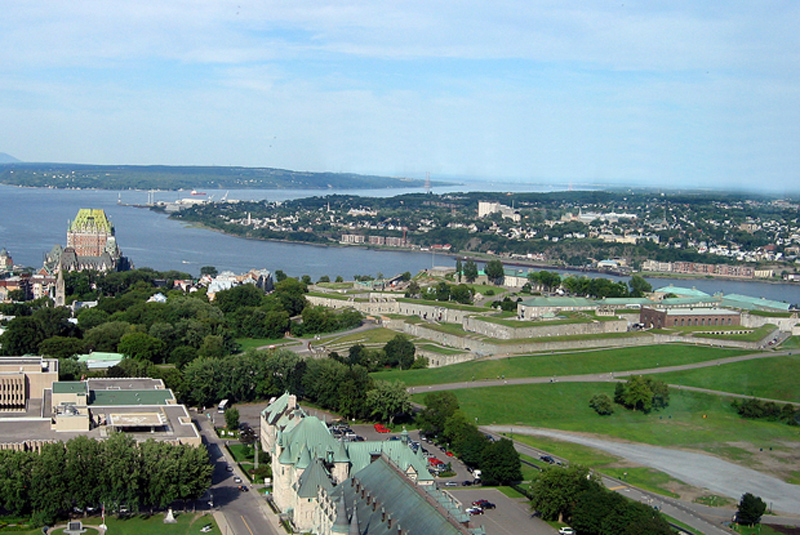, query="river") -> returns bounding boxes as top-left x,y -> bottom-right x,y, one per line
1,184 -> 798,305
